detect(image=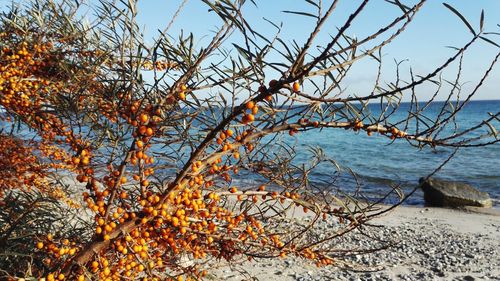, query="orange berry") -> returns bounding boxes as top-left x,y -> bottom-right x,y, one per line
246,101 -> 255,110
354,120 -> 363,130
81,157 -> 90,165
72,157 -> 80,165
136,151 -> 144,159
36,241 -> 44,249
139,114 -> 149,123
292,81 -> 300,92
136,140 -> 144,148
120,191 -> 128,199
252,106 -> 259,115
179,92 -> 186,100
229,187 -> 238,193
